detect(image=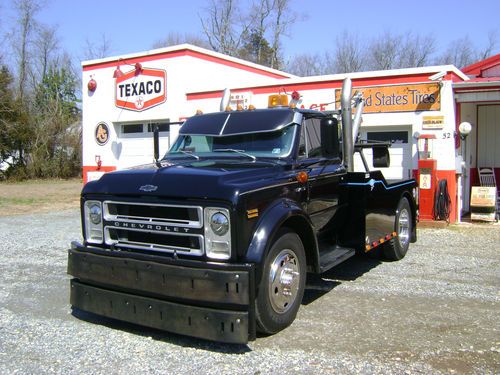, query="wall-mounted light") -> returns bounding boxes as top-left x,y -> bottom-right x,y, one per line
95,155 -> 102,170
87,75 -> 97,92
112,59 -> 143,78
113,67 -> 124,78
458,121 -> 472,140
428,71 -> 446,81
